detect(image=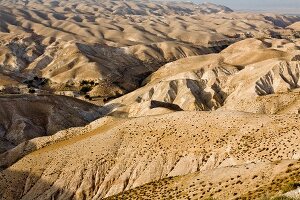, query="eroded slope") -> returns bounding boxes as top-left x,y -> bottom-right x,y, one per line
108,38 -> 300,117
0,0 -> 299,103
0,111 -> 299,199
0,94 -> 103,154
